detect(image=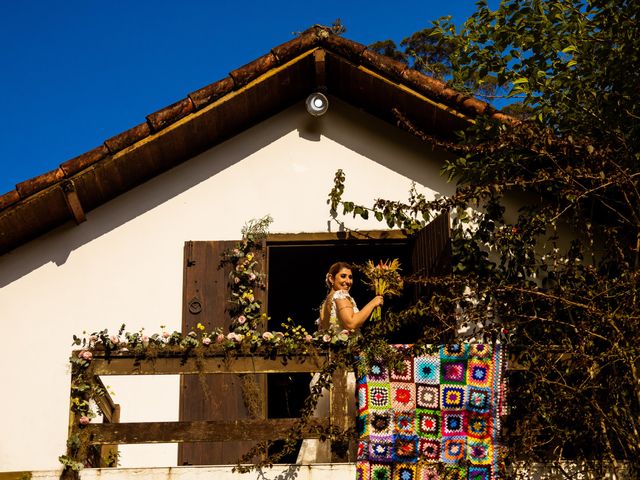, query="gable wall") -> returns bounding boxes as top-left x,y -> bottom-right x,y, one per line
0,98 -> 455,471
